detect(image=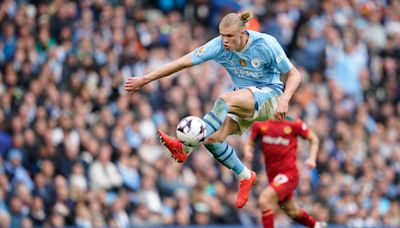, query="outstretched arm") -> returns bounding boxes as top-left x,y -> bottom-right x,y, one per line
124,53 -> 194,93
304,130 -> 320,169
274,66 -> 301,120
